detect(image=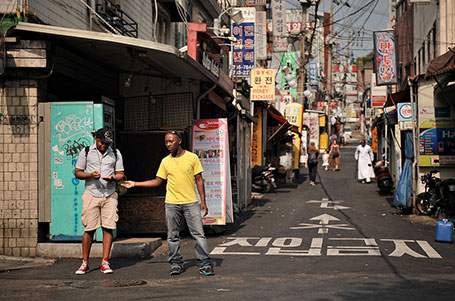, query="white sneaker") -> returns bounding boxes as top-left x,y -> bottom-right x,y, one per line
100,260 -> 113,274
75,260 -> 89,275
